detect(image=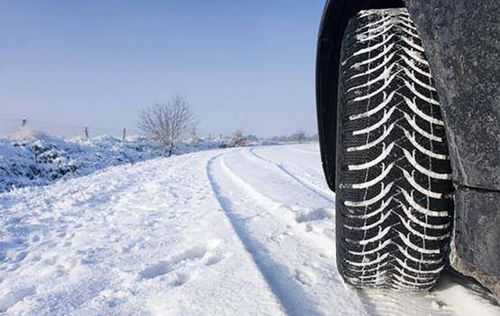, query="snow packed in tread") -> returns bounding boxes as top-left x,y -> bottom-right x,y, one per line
336,8 -> 454,290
